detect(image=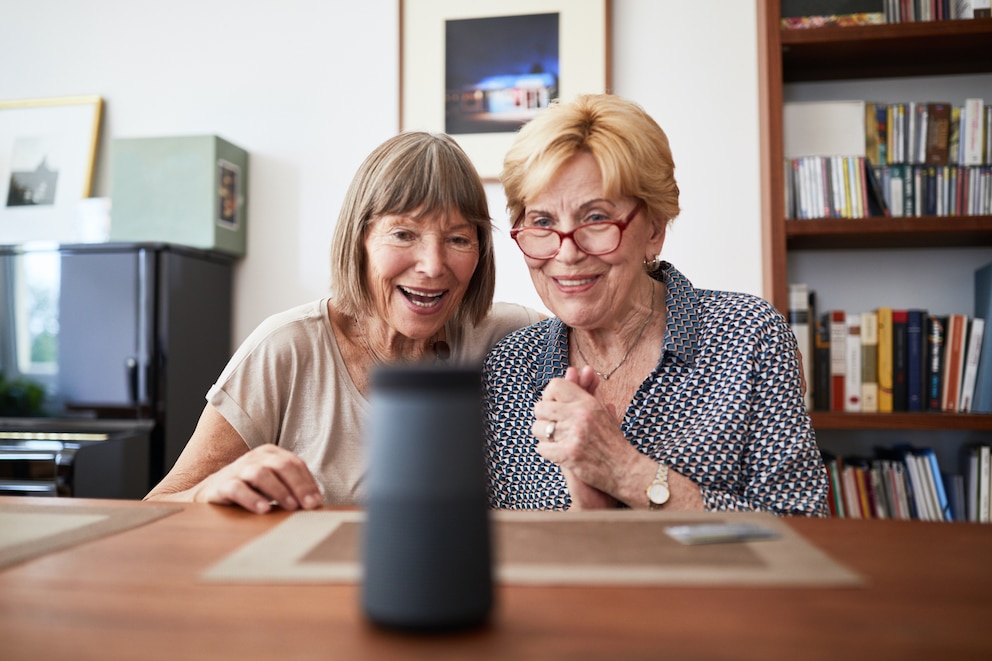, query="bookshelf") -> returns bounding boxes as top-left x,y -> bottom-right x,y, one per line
758,1 -> 992,434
